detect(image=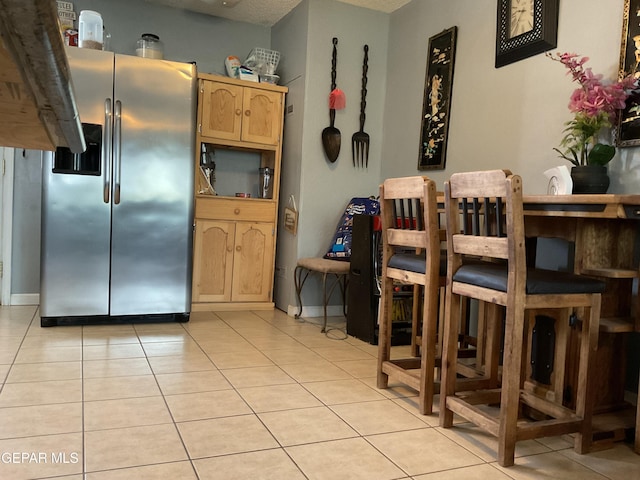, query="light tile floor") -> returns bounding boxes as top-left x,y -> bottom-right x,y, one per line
0,305 -> 638,479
